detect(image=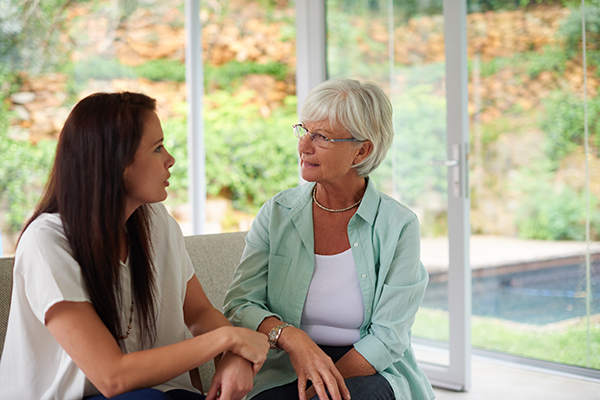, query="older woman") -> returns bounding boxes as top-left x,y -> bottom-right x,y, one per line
223,79 -> 434,400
